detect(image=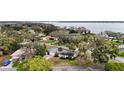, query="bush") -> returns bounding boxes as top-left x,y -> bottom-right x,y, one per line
15,56 -> 52,71
105,62 -> 124,71
33,43 -> 46,56
117,51 -> 124,57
